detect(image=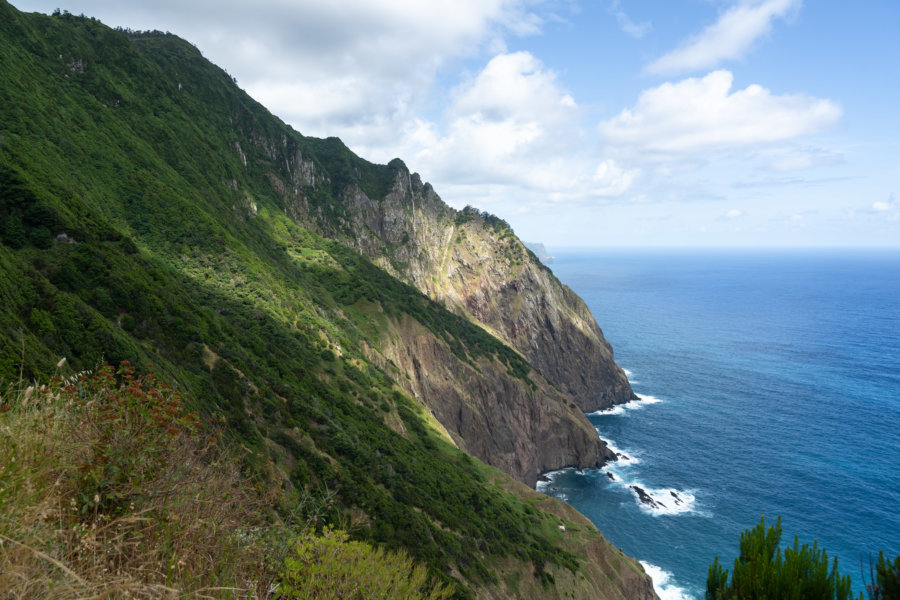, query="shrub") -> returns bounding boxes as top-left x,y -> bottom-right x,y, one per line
707,516 -> 853,600
863,551 -> 900,600
278,526 -> 452,600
